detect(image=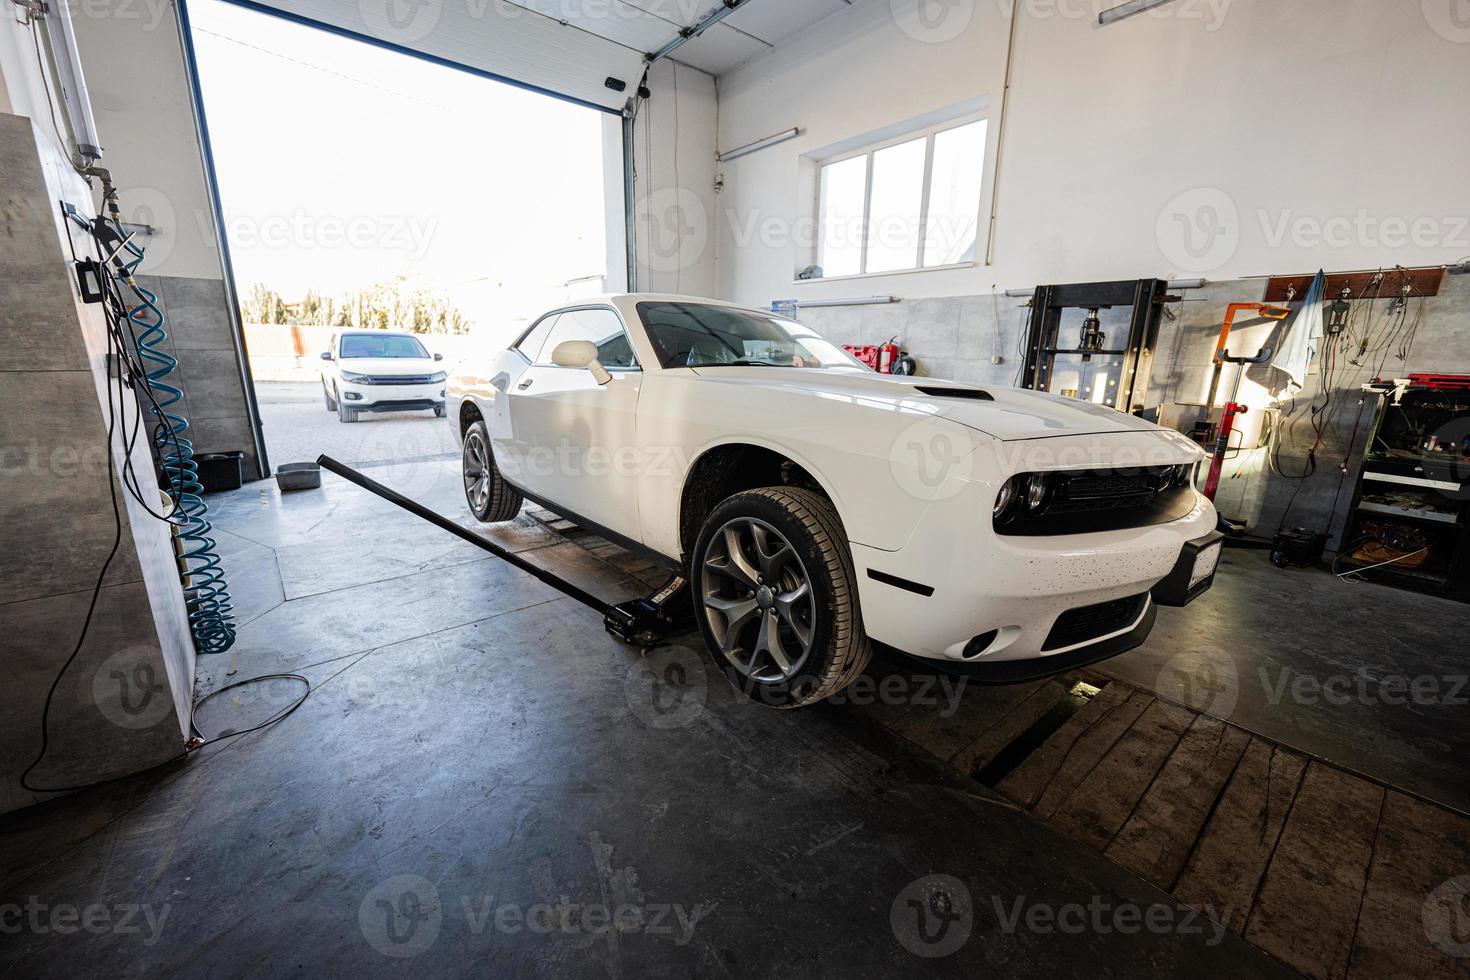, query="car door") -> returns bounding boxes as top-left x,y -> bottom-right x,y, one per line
485,314 -> 559,487
504,307 -> 642,537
